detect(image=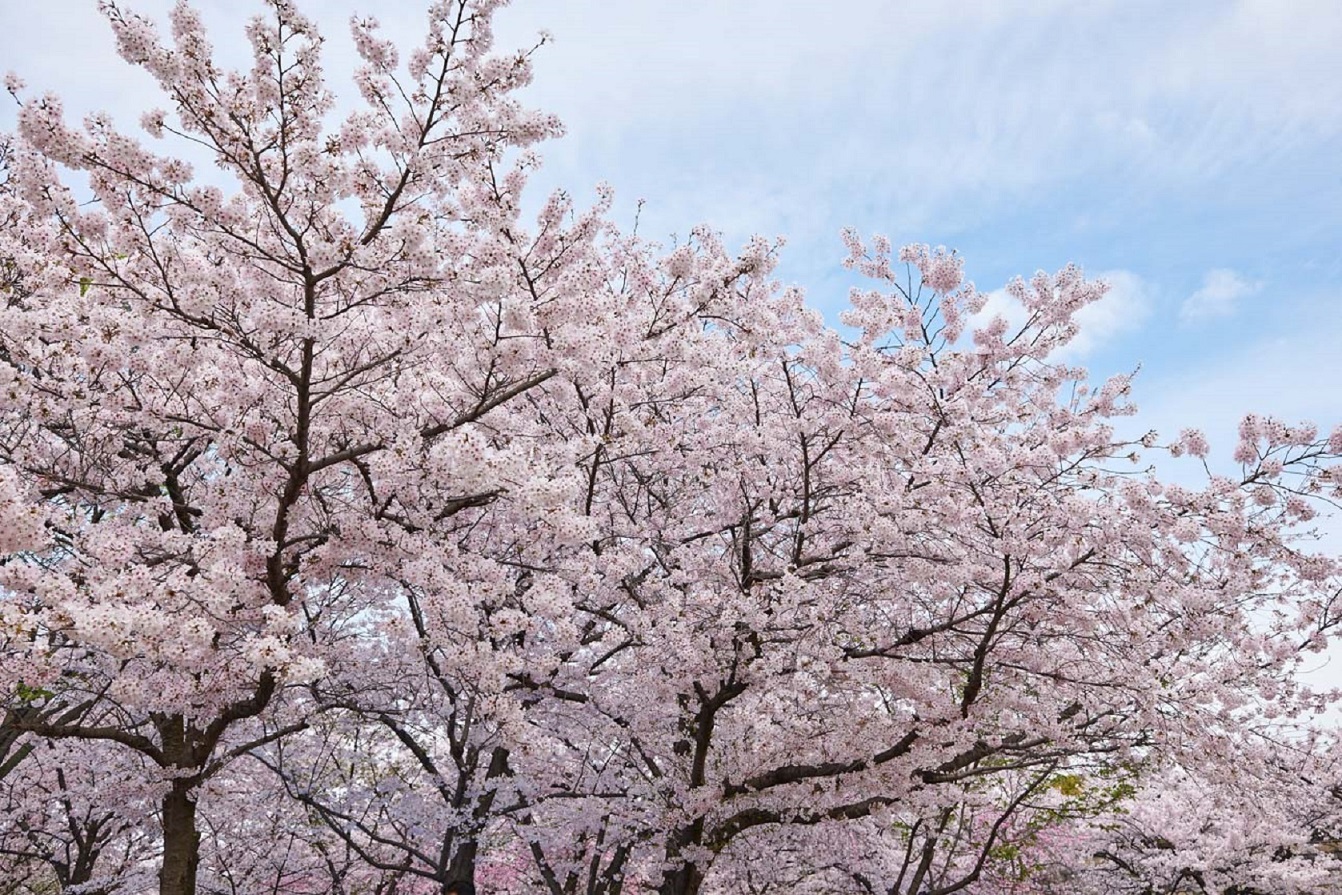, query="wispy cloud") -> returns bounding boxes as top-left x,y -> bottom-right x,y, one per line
5,2 -> 1339,250
1179,269 -> 1262,323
